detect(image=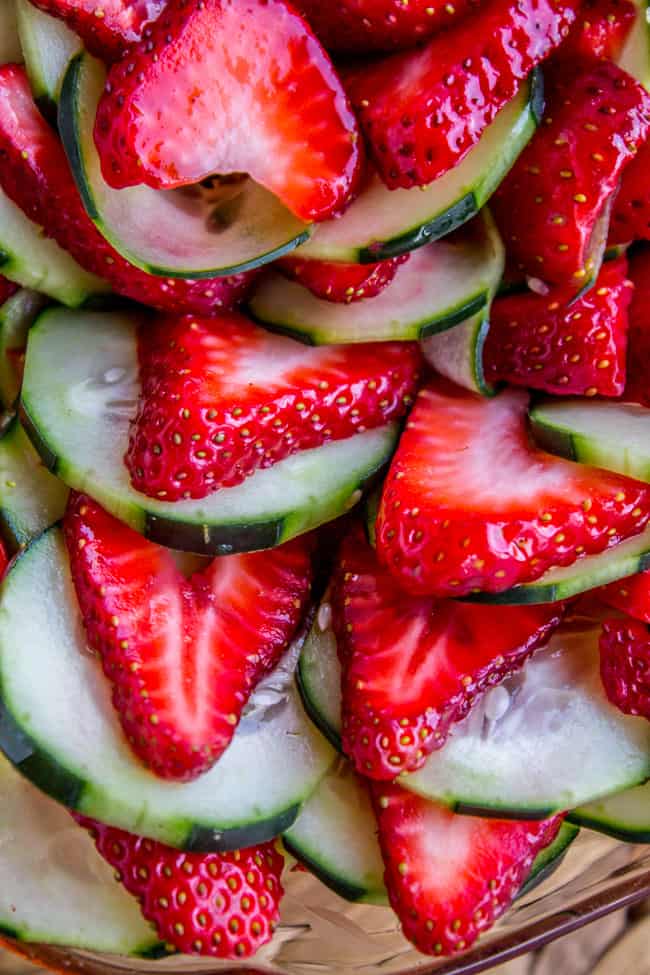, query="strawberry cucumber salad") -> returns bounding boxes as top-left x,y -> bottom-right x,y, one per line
2,0 -> 650,964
